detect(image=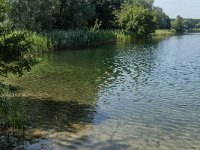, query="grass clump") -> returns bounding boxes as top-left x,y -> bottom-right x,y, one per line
1,29 -> 131,53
